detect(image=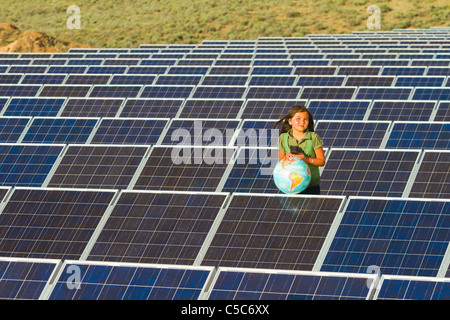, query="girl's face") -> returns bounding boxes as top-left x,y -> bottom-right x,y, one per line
289,111 -> 309,133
